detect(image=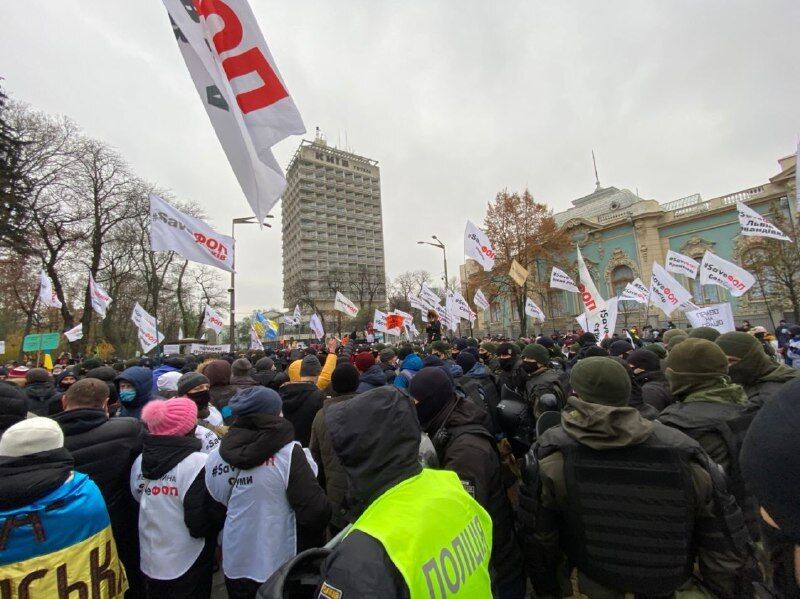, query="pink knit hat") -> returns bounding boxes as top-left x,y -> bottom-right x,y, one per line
141,398 -> 197,436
